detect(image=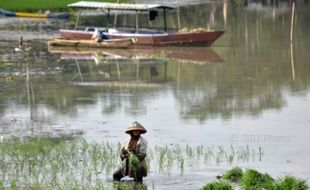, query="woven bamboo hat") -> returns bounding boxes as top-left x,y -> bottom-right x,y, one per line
125,121 -> 147,134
